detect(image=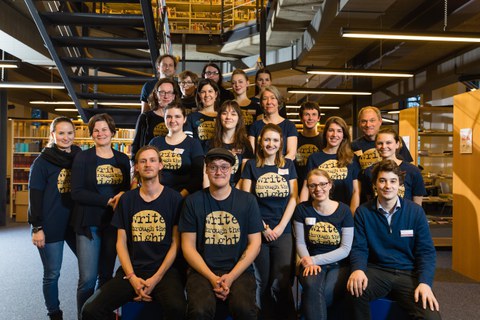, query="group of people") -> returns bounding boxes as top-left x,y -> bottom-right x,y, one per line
28,56 -> 441,320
